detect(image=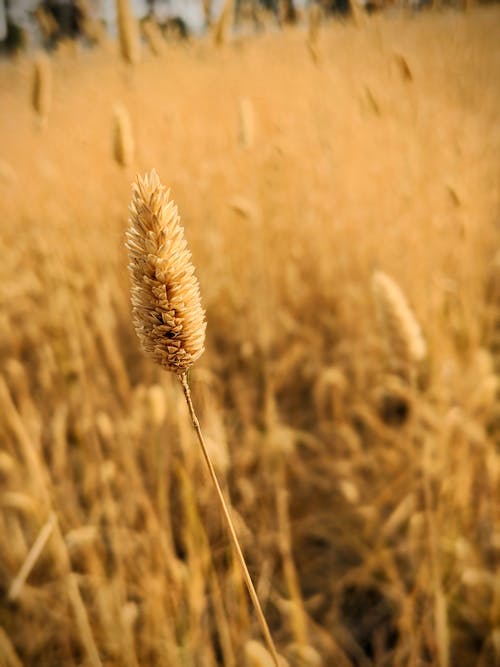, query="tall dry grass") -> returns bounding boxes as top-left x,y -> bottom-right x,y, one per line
0,7 -> 499,667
